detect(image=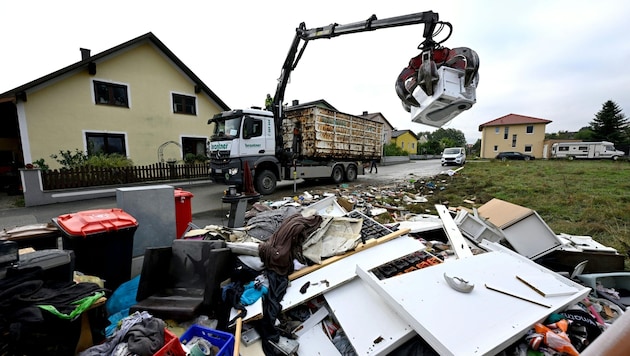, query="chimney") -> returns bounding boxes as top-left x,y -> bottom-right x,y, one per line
292,100 -> 299,106
80,48 -> 91,60
362,111 -> 368,115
